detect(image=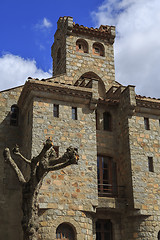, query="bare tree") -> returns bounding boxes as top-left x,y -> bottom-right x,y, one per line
3,138 -> 79,240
